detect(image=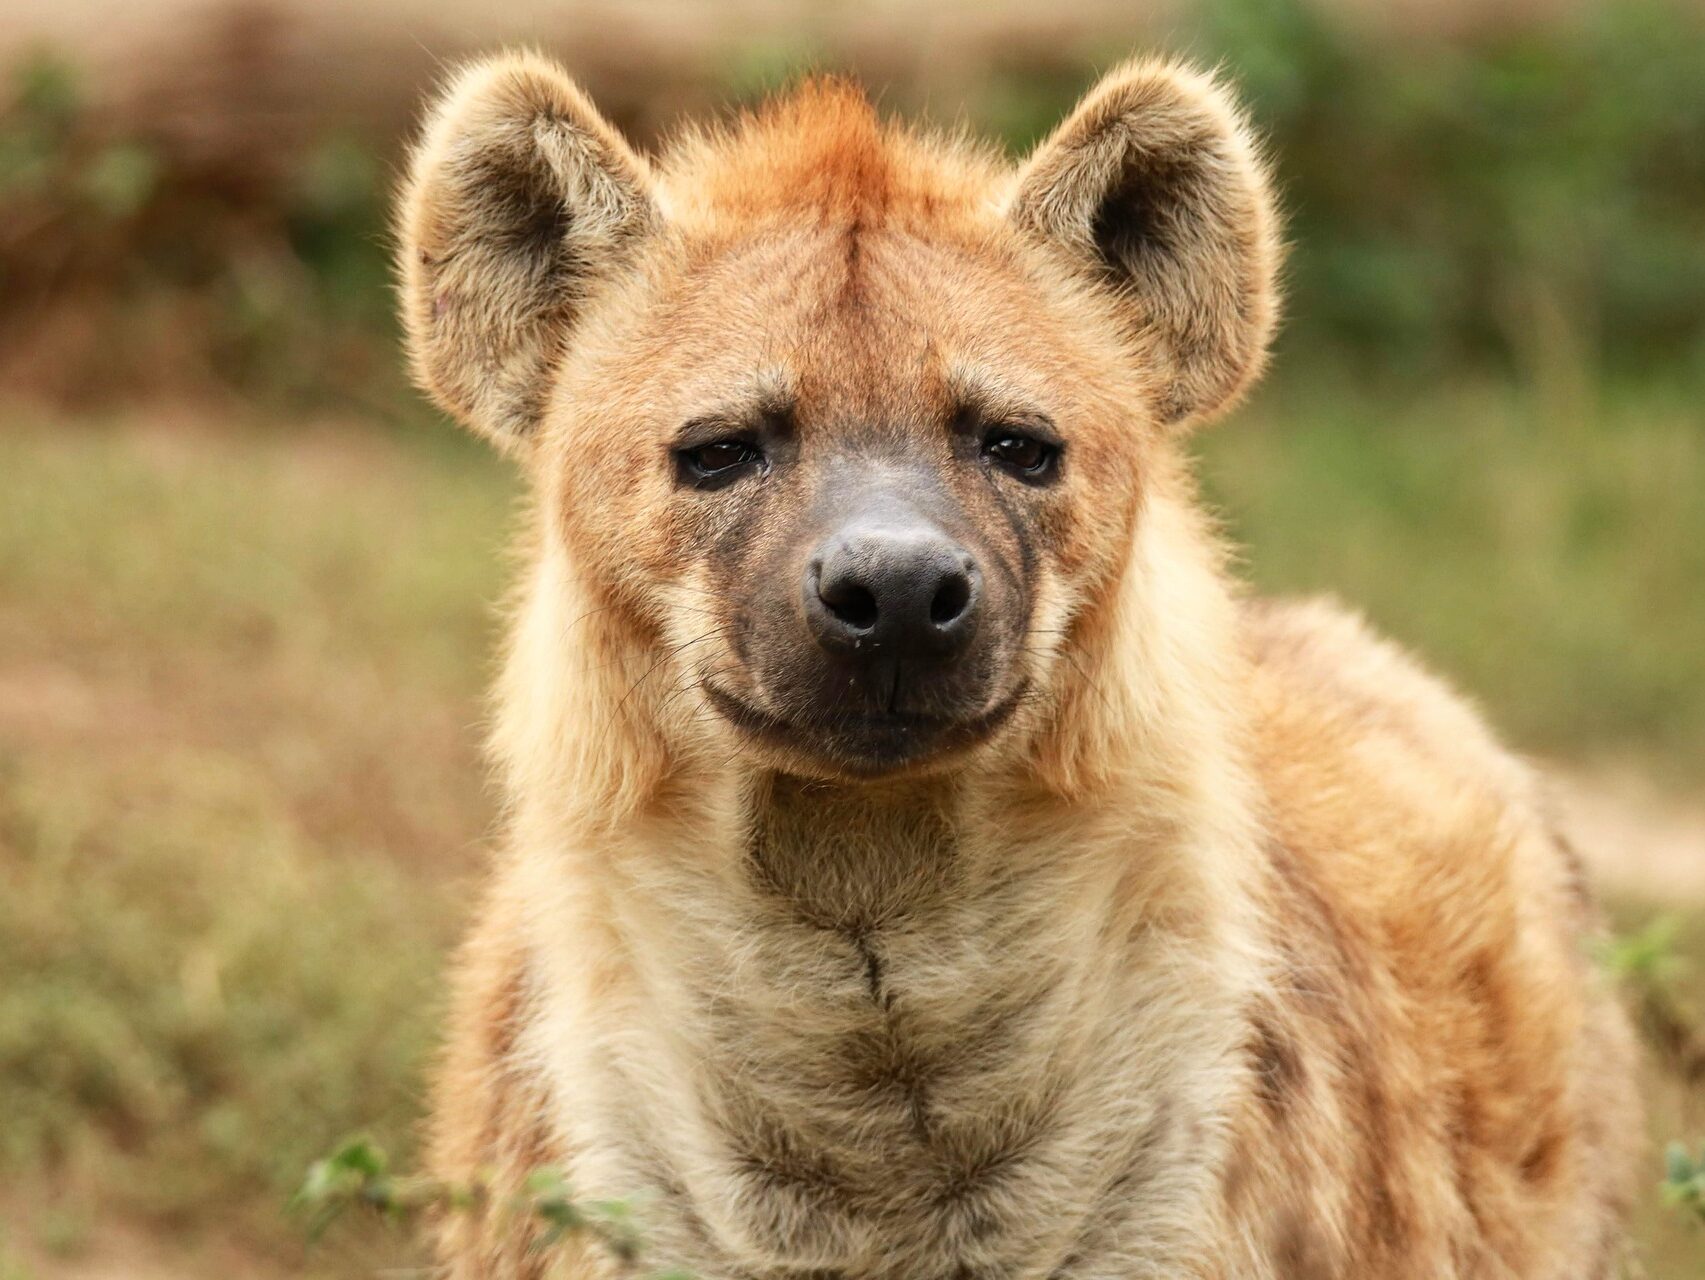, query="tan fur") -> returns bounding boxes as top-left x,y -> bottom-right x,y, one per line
1007,60 -> 1281,424
398,52 -> 657,445
398,53 -> 1639,1279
